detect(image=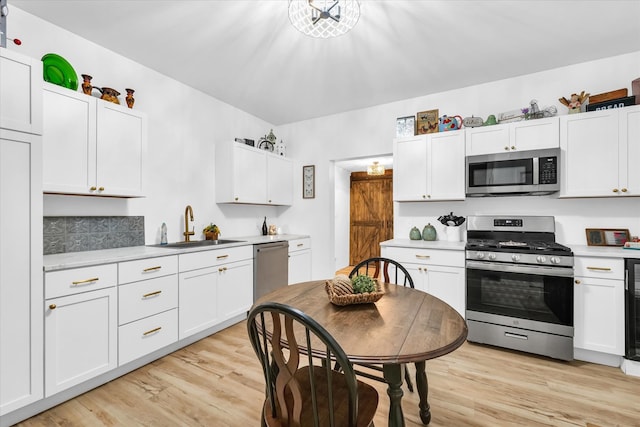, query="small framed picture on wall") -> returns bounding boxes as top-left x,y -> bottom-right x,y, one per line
303,165 -> 315,199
